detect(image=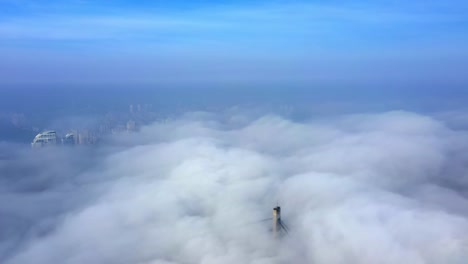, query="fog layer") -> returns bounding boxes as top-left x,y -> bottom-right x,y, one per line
2,111 -> 468,264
